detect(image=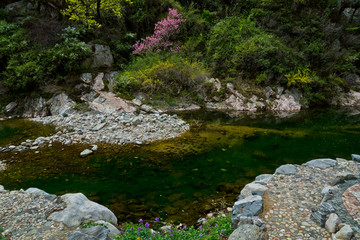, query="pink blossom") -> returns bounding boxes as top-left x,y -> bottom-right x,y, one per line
133,8 -> 186,54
